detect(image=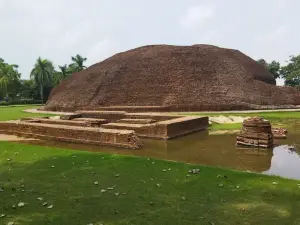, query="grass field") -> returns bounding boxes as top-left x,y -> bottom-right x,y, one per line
0,105 -> 53,121
0,142 -> 300,225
